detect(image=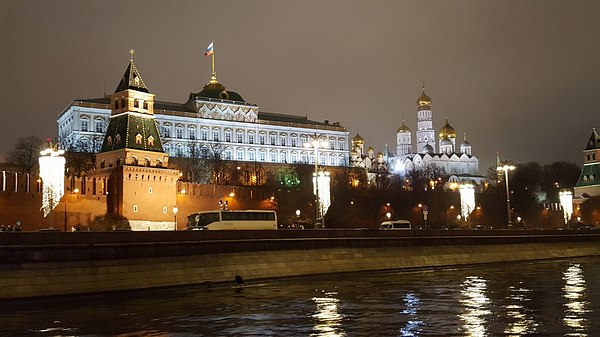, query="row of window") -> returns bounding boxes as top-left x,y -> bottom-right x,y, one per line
165,144 -> 346,166
160,124 -> 346,150
80,117 -> 107,133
